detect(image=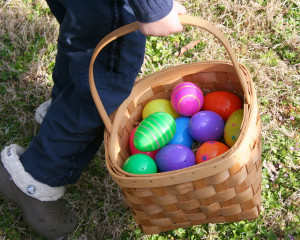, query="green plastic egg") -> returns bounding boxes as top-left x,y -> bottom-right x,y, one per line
122,154 -> 157,174
224,109 -> 244,147
134,112 -> 176,152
